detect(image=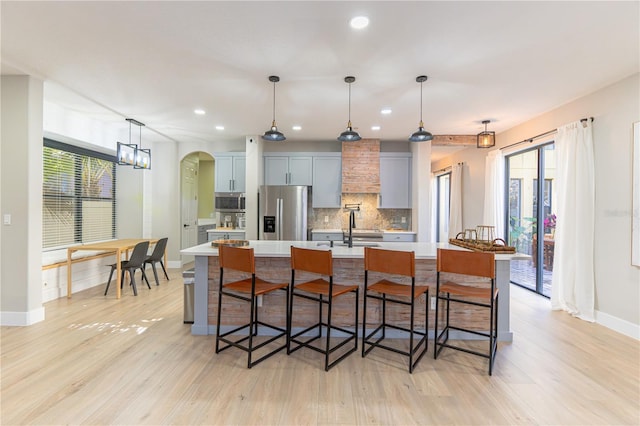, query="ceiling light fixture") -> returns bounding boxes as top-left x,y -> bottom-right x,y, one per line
350,16 -> 369,29
292,125 -> 302,131
117,118 -> 150,170
371,126 -> 381,131
338,76 -> 361,142
215,125 -> 224,130
477,120 -> 496,148
380,108 -> 392,115
194,109 -> 205,115
262,75 -> 286,142
409,75 -> 433,142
